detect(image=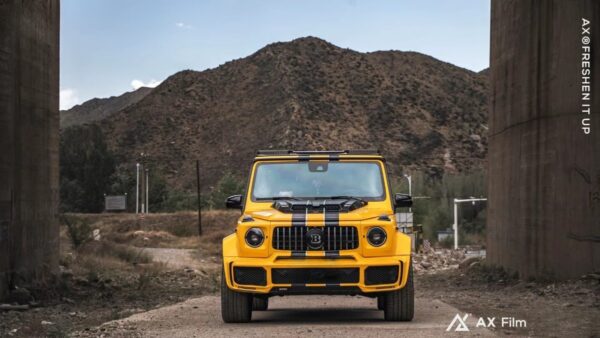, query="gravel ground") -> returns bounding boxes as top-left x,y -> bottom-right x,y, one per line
73,295 -> 495,338
417,264 -> 600,337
